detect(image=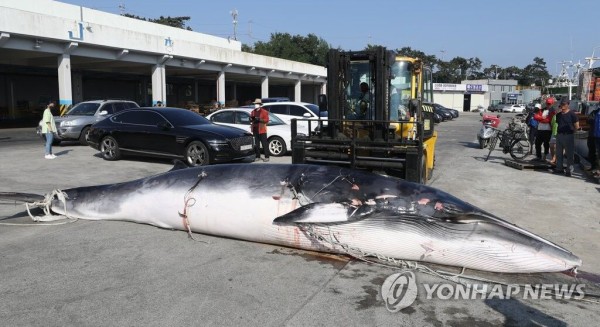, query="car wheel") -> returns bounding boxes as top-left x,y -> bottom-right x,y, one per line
185,141 -> 210,166
100,136 -> 121,161
79,126 -> 90,145
268,136 -> 286,157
